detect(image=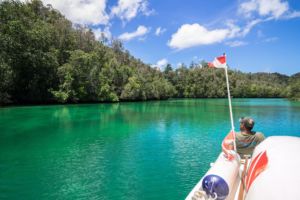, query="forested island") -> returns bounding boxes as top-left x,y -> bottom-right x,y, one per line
1,0 -> 299,105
